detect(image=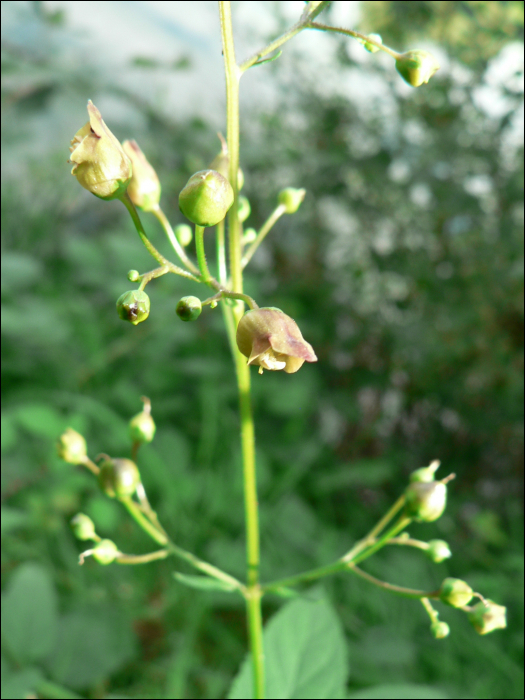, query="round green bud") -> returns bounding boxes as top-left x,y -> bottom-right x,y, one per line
430,620 -> 450,639
439,578 -> 474,608
178,169 -> 234,227
70,513 -> 97,541
176,296 -> 202,322
243,228 -> 257,245
395,50 -> 440,87
409,460 -> 441,483
127,269 -> 140,282
116,290 -> 150,325
467,600 -> 507,635
92,539 -> 119,565
174,223 -> 193,247
278,187 -> 306,214
360,33 -> 382,53
237,167 -> 245,192
426,539 -> 452,563
129,397 -> 156,444
98,457 -> 141,498
405,480 -> 447,522
238,195 -> 251,223
57,428 -> 87,465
